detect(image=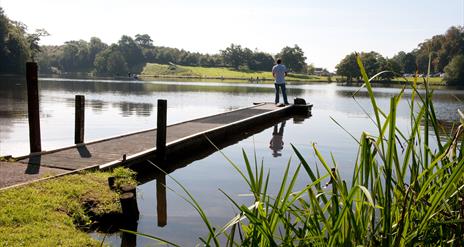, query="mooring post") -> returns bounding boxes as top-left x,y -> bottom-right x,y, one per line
74,95 -> 85,144
156,174 -> 167,227
120,184 -> 139,221
156,99 -> 167,162
26,62 -> 41,153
